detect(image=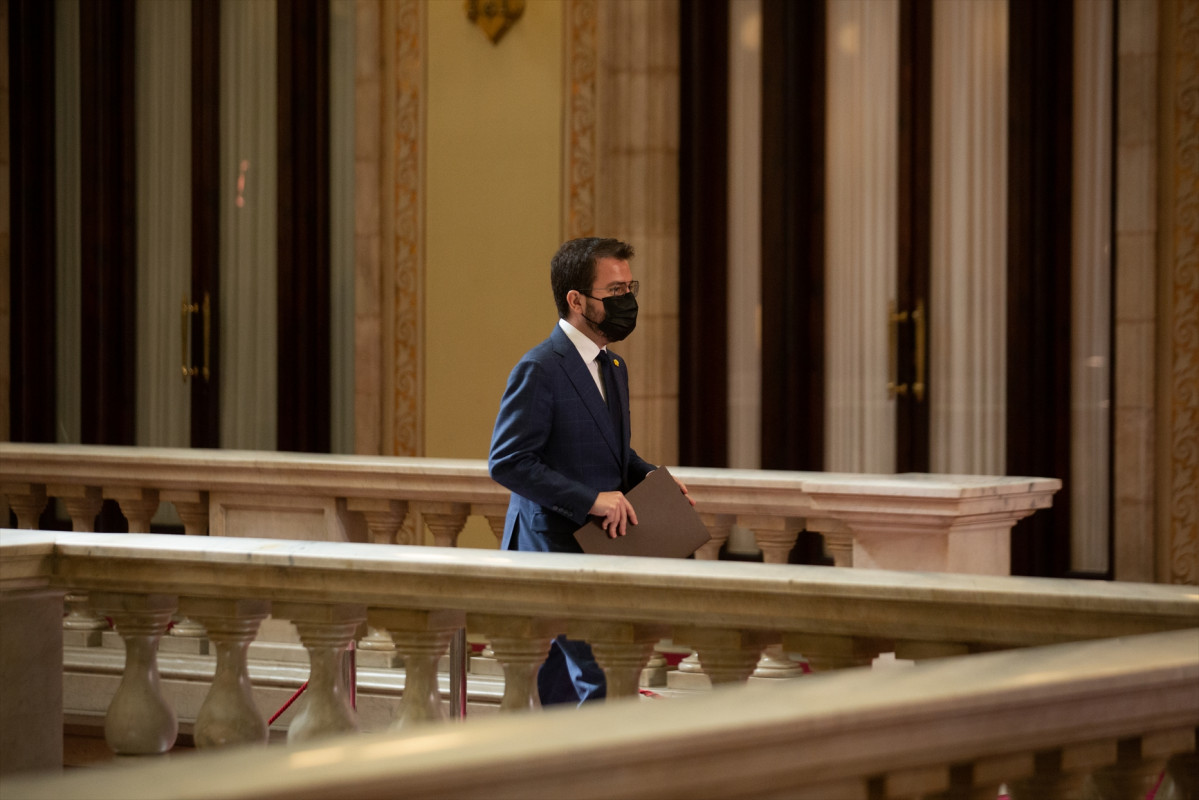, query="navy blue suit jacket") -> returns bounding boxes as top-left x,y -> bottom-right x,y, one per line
489,324 -> 655,553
